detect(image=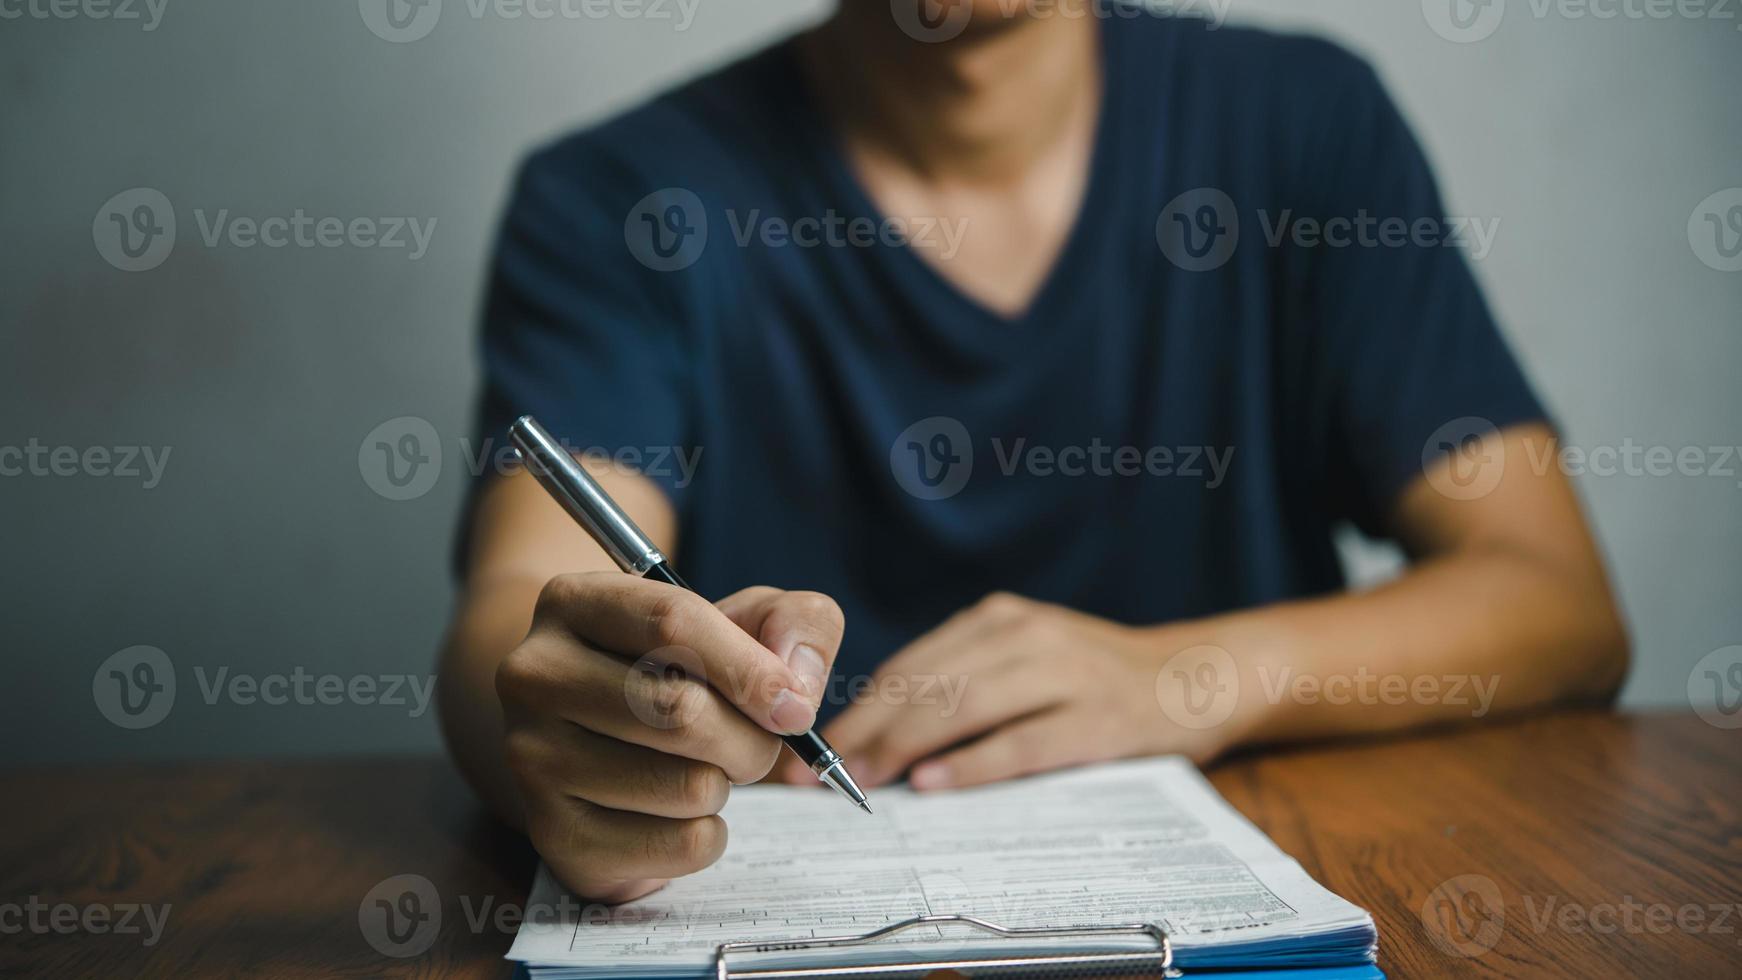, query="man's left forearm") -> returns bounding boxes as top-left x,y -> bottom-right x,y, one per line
1187,539 -> 1629,749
